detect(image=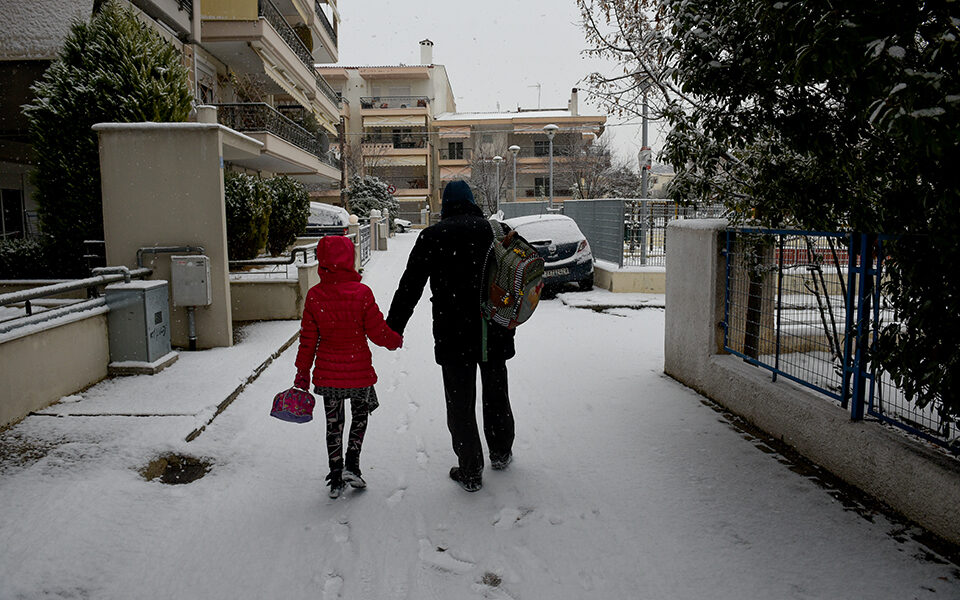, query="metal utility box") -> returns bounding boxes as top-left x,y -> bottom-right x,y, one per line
171,255 -> 212,306
105,280 -> 171,363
